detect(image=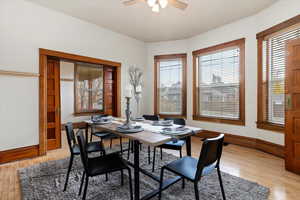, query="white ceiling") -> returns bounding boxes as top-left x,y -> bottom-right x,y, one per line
27,0 -> 278,42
